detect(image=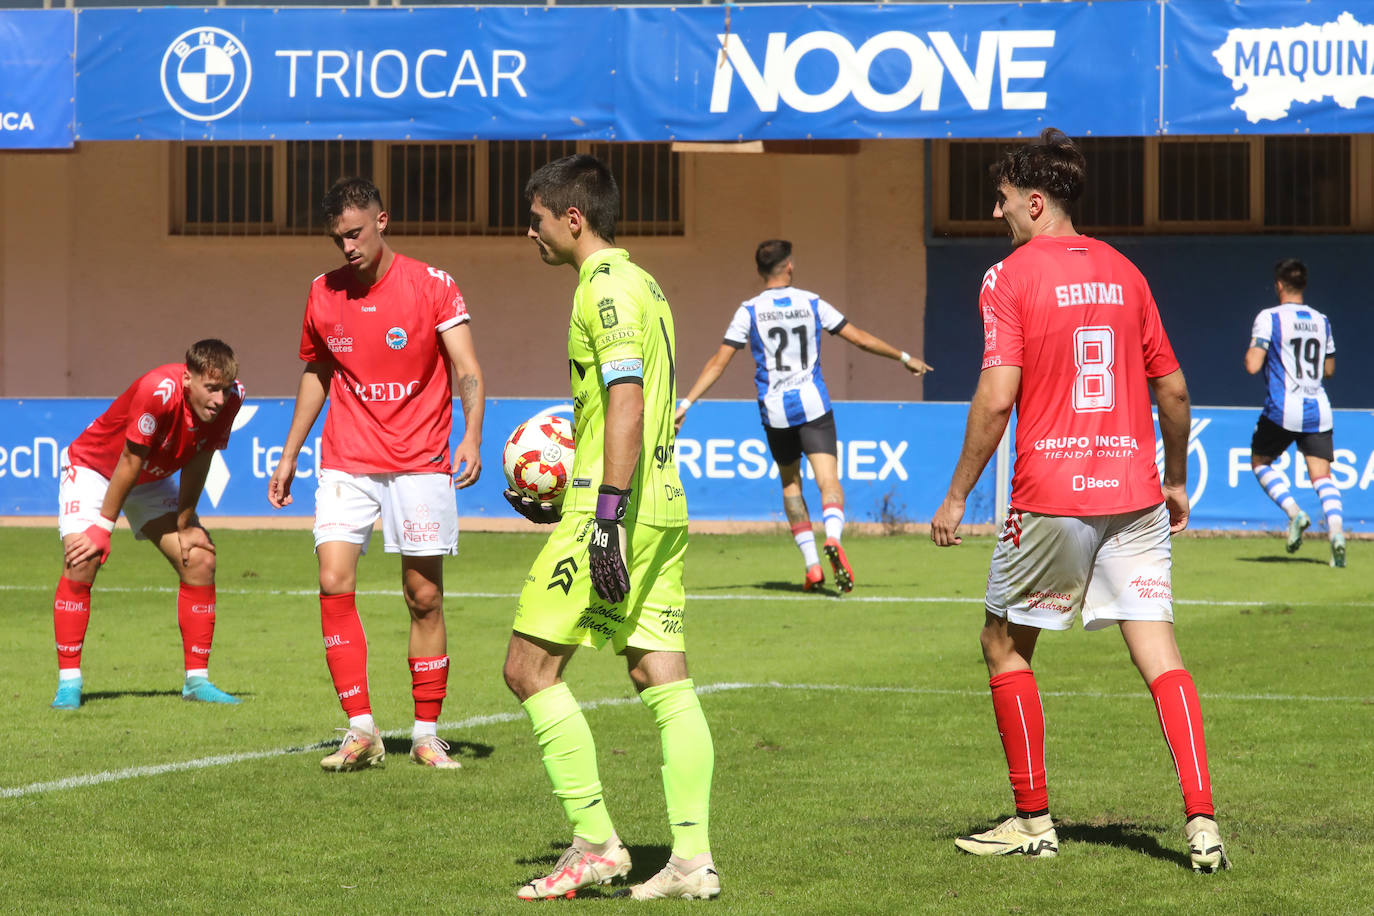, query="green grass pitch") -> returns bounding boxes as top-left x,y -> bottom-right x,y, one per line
0,527 -> 1368,914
